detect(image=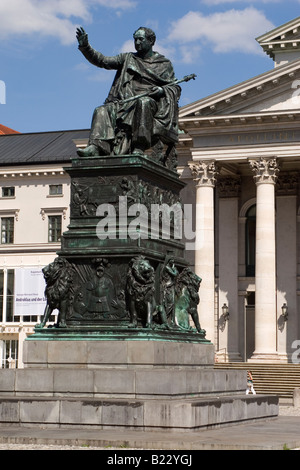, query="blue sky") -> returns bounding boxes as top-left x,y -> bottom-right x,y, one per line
0,0 -> 300,134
